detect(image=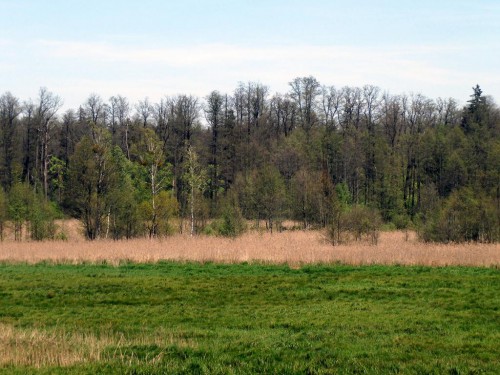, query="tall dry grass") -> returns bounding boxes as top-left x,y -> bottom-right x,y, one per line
0,323 -> 195,368
0,230 -> 498,267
